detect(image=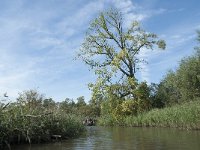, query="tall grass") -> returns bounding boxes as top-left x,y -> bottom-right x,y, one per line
0,102 -> 85,149
98,100 -> 200,130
